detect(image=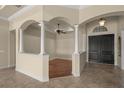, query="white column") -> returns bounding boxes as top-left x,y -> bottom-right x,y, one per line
40,21 -> 45,54
40,21 -> 49,82
72,24 -> 80,77
74,24 -> 79,54
19,29 -> 23,53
